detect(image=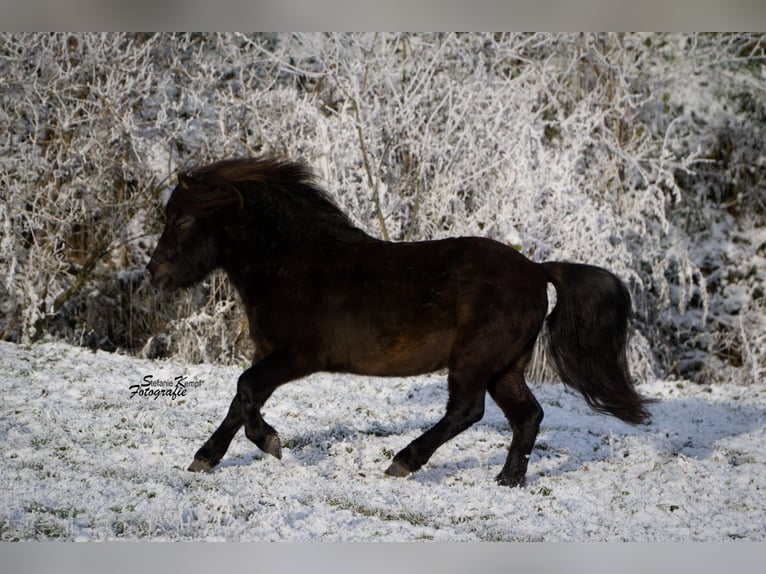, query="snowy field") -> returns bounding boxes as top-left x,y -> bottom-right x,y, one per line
1,340 -> 764,542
